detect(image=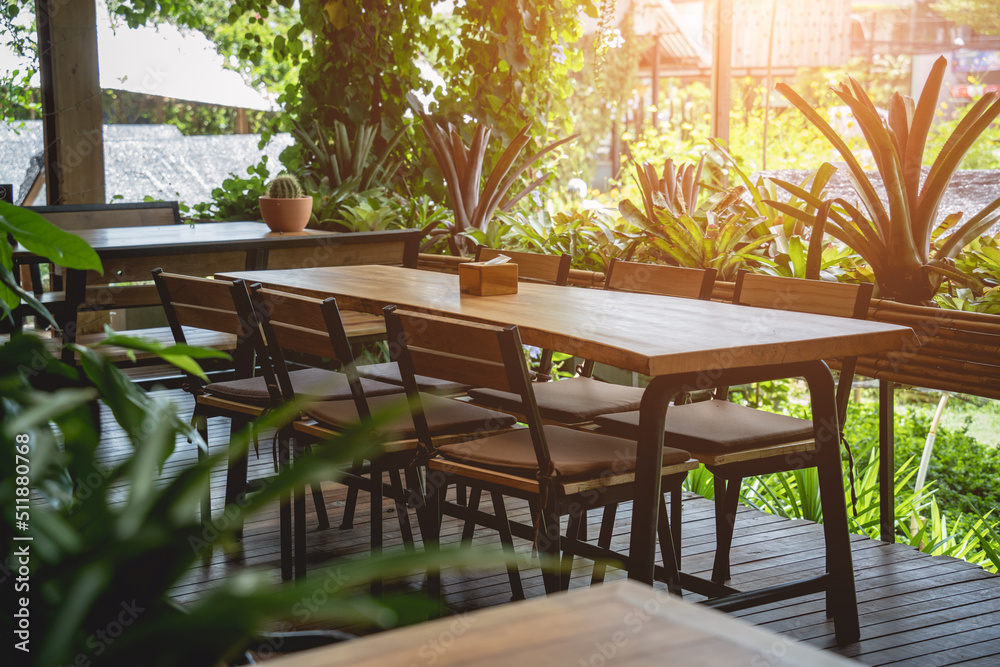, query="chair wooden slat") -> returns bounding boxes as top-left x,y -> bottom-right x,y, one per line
735,273 -> 872,319
407,347 -> 512,392
605,260 -> 716,300
171,304 -> 242,334
157,274 -> 244,311
253,288 -> 343,362
392,310 -> 506,360
268,322 -> 340,361
155,273 -> 243,335
475,246 -> 571,285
